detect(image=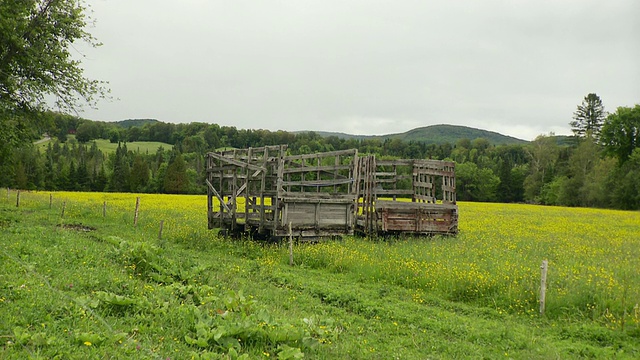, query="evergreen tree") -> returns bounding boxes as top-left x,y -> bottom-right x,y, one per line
164,152 -> 189,194
130,155 -> 150,192
92,164 -> 108,192
570,93 -> 606,140
108,143 -> 130,192
68,161 -> 77,191
151,163 -> 168,193
56,163 -> 70,191
75,159 -> 90,191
